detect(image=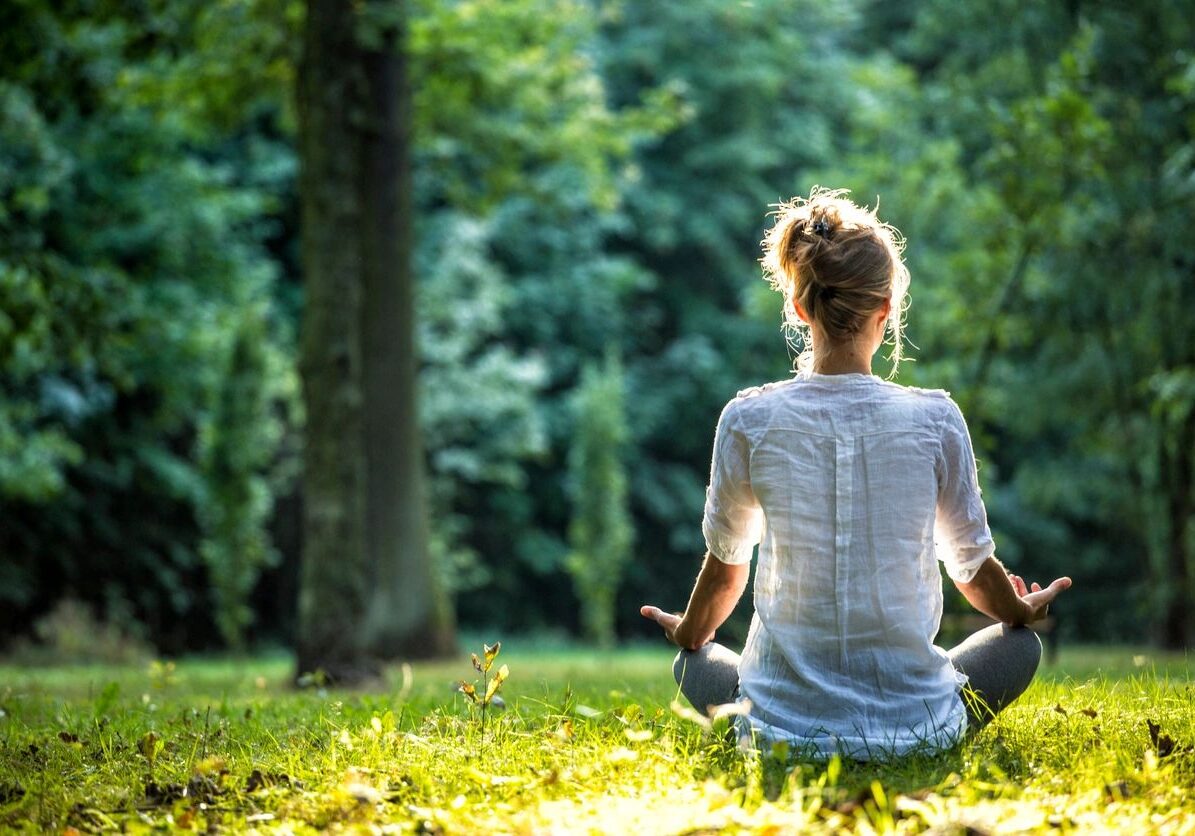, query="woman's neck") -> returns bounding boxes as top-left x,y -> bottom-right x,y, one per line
811,343 -> 873,375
